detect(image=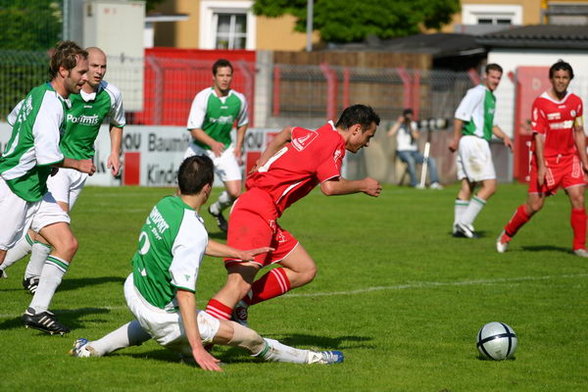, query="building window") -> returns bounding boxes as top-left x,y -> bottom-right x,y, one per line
215,12 -> 247,49
462,4 -> 522,25
200,1 -> 256,50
